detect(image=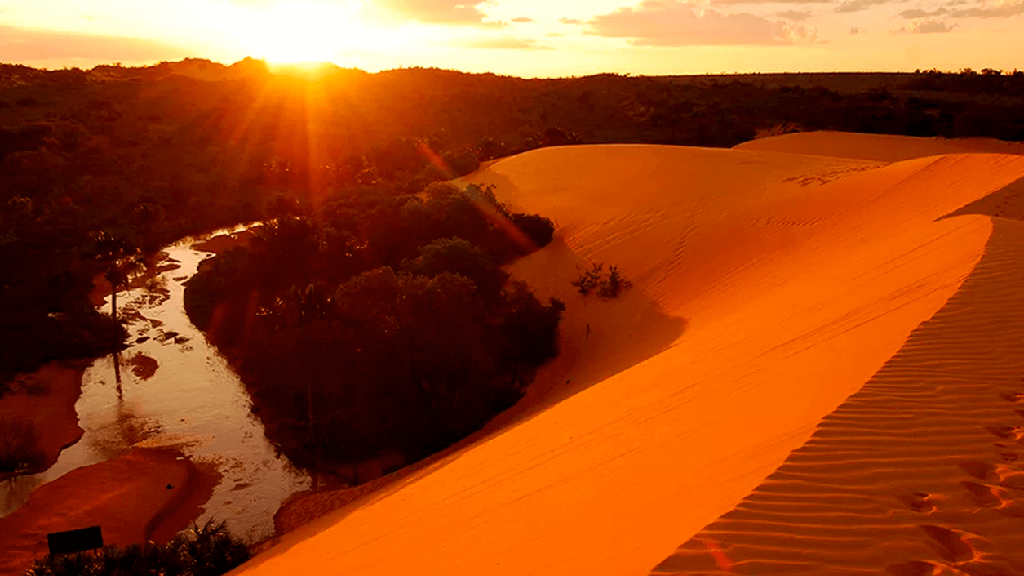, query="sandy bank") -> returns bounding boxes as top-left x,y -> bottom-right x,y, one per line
0,448 -> 217,576
236,142 -> 1024,576
0,362 -> 85,482
192,230 -> 258,256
